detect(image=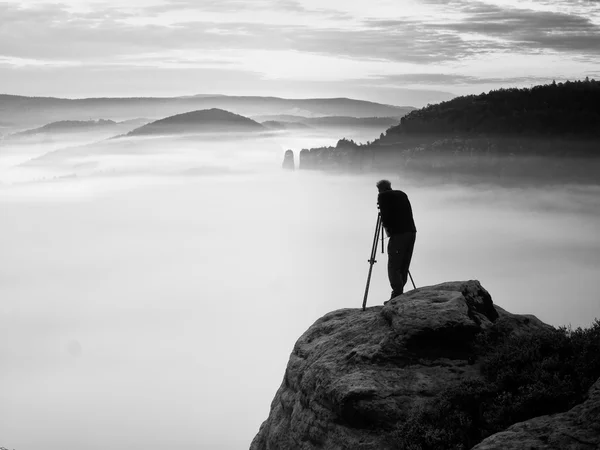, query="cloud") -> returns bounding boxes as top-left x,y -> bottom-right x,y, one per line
145,0 -> 352,24
0,0 -> 599,99
0,4 -> 279,61
2,0 -> 599,66
0,56 -> 81,68
0,2 -> 352,61
374,73 -> 561,86
430,1 -> 600,55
